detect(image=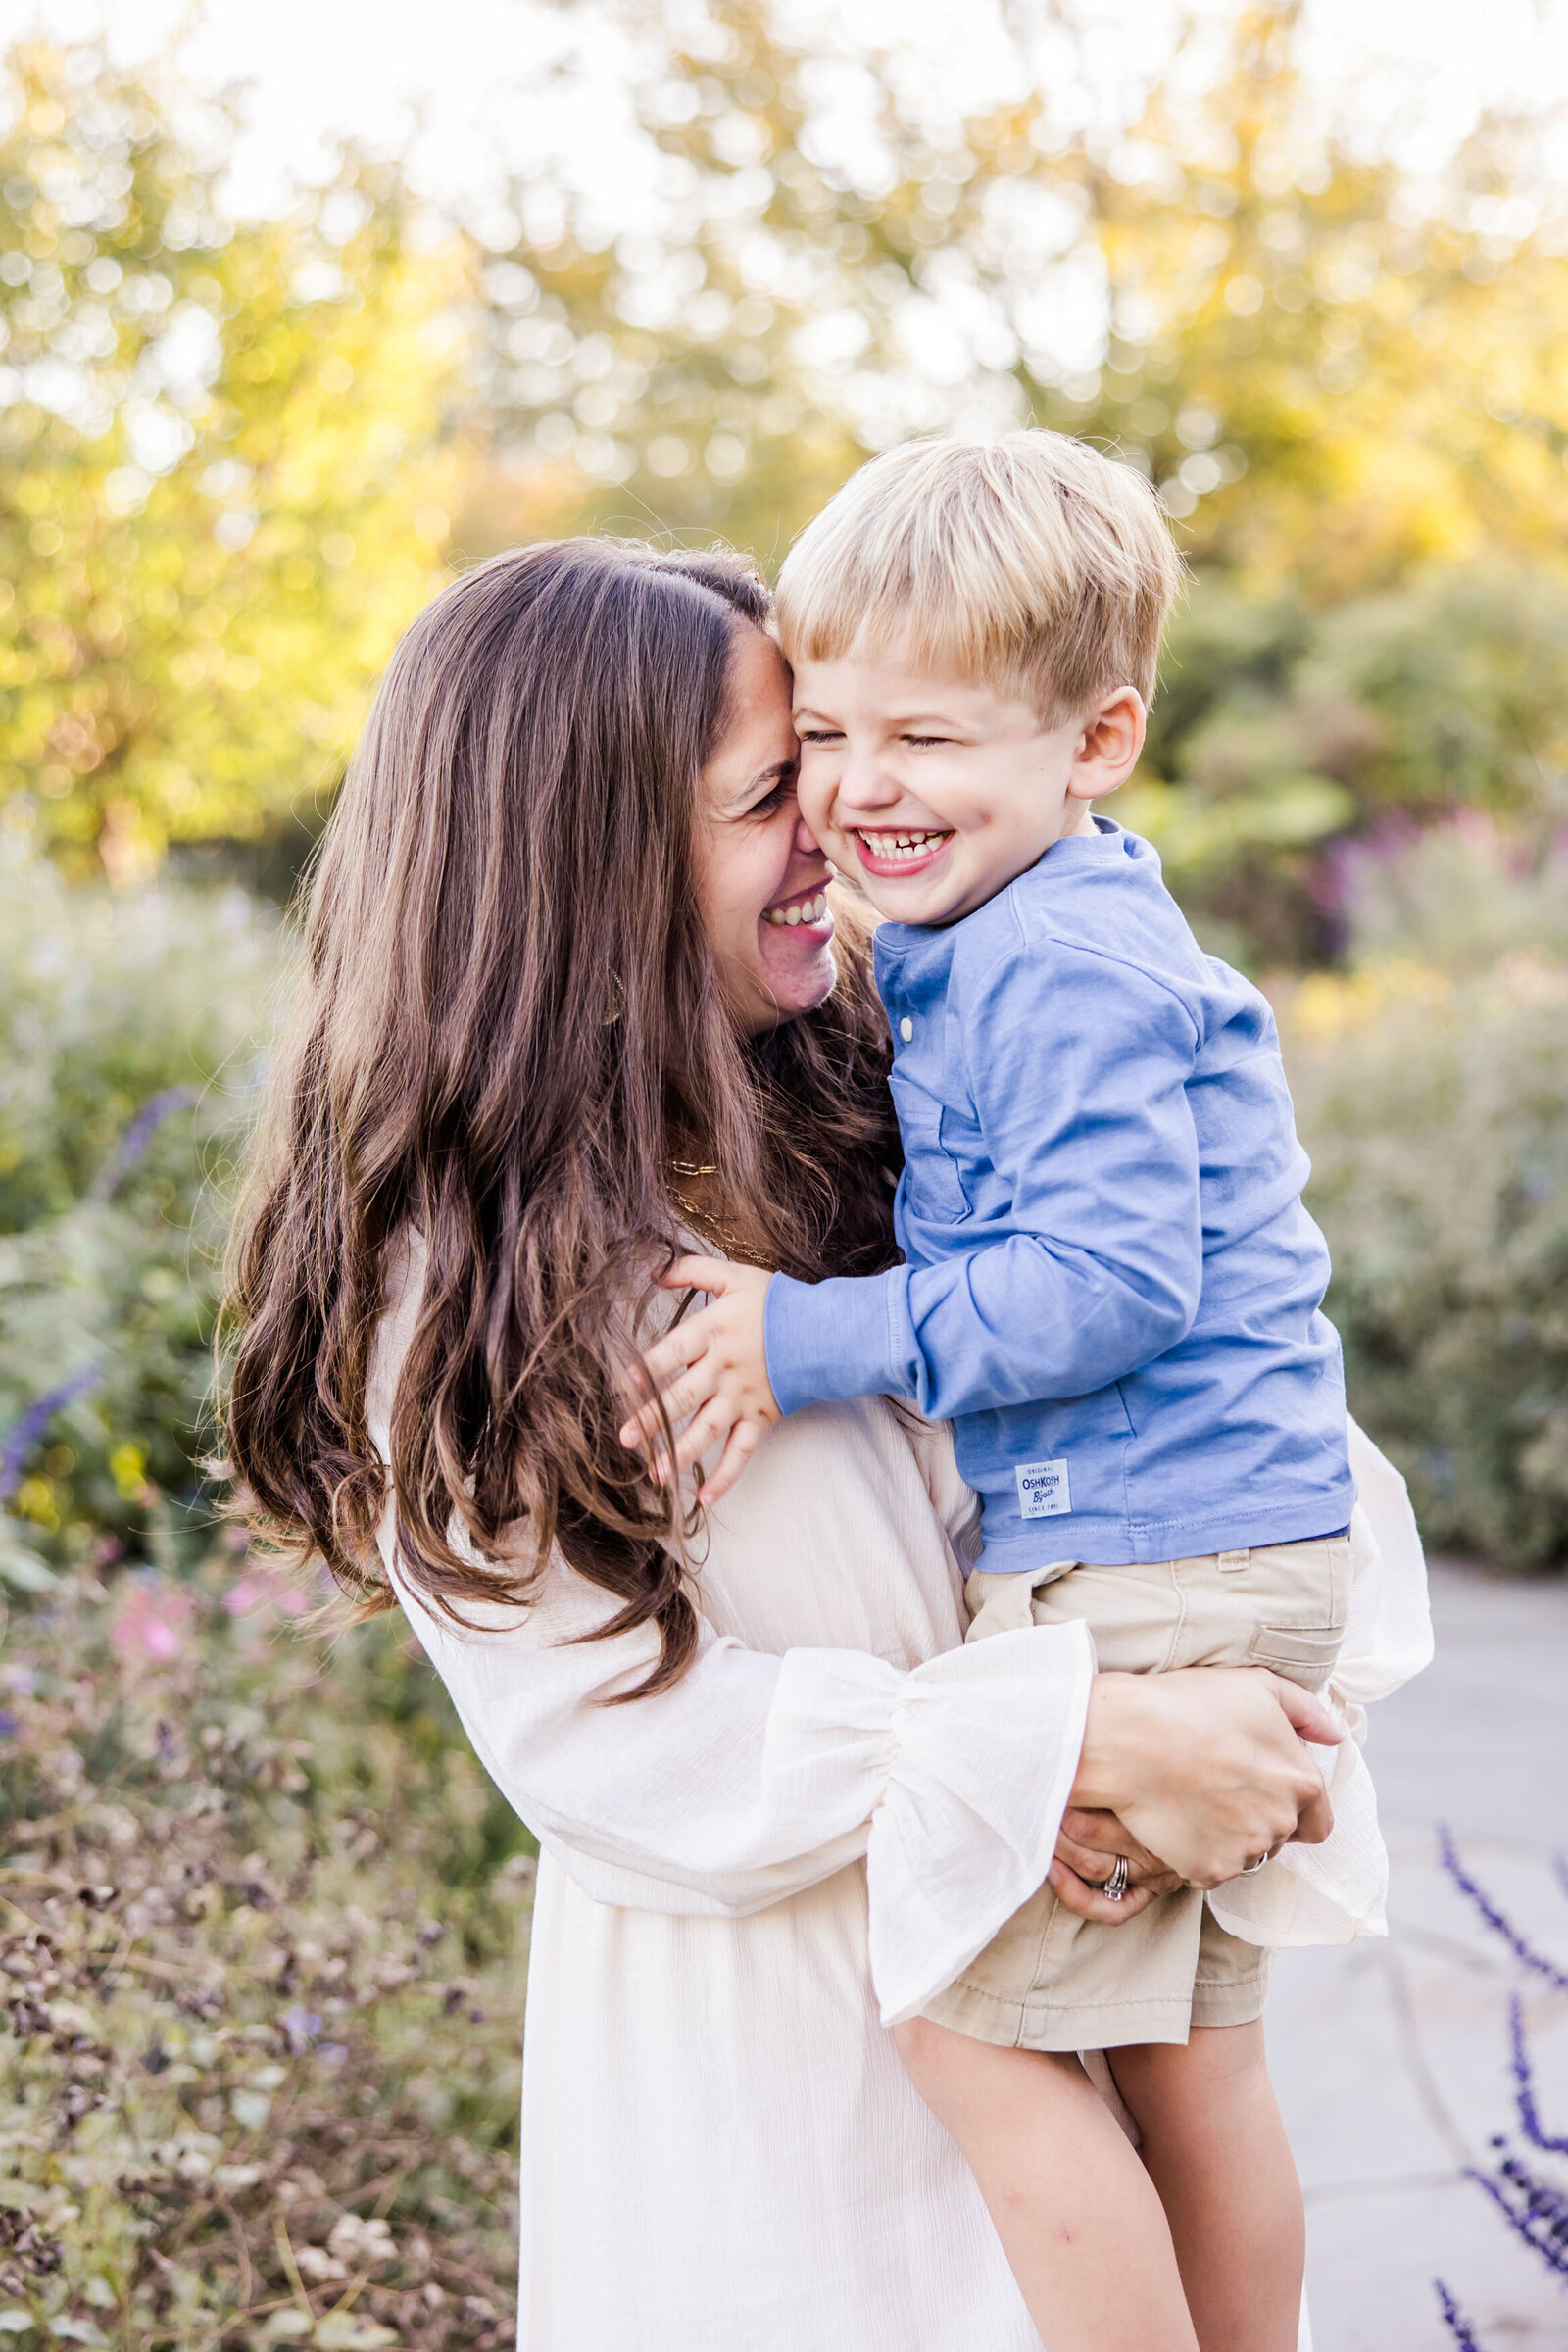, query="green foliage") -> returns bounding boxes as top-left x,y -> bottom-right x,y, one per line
1127,563 -> 1568,961
0,1558 -> 527,2344
0,826 -> 285,1579
1283,824 -> 1568,1567
0,43 -> 462,871
463,0 -> 1568,588
11,3 -> 1568,941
